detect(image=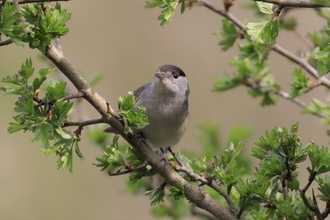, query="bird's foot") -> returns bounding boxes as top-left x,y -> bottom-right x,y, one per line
132,132 -> 146,149
159,148 -> 169,172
